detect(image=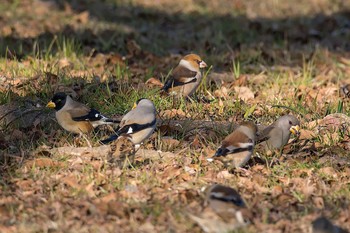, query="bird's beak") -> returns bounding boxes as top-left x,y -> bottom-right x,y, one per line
46,101 -> 56,108
199,61 -> 207,68
290,125 -> 300,135
132,102 -> 137,109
